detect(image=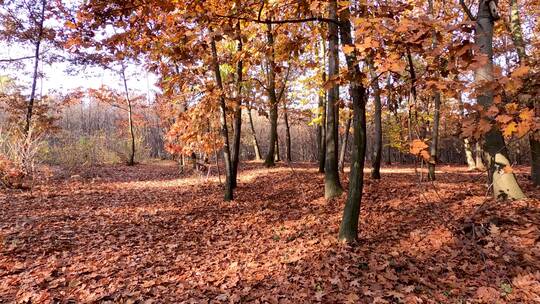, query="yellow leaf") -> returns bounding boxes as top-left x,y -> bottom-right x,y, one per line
505,103 -> 518,113
511,65 -> 530,78
410,139 -> 428,155
503,122 -> 517,138
342,45 -> 355,55
519,108 -> 534,122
